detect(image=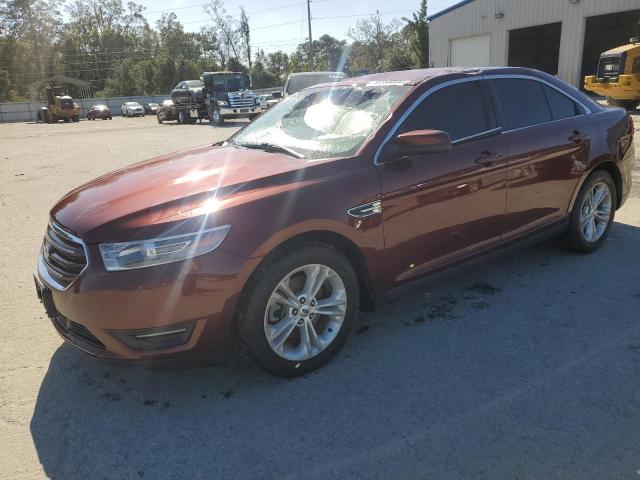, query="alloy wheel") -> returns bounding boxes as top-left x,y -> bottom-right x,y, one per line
264,264 -> 347,361
580,181 -> 612,243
